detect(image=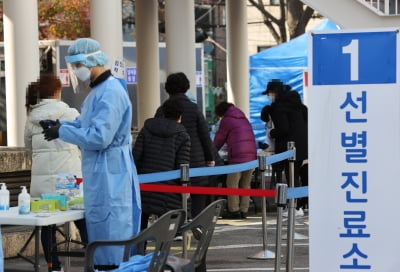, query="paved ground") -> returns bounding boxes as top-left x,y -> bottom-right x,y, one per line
4,205 -> 310,272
